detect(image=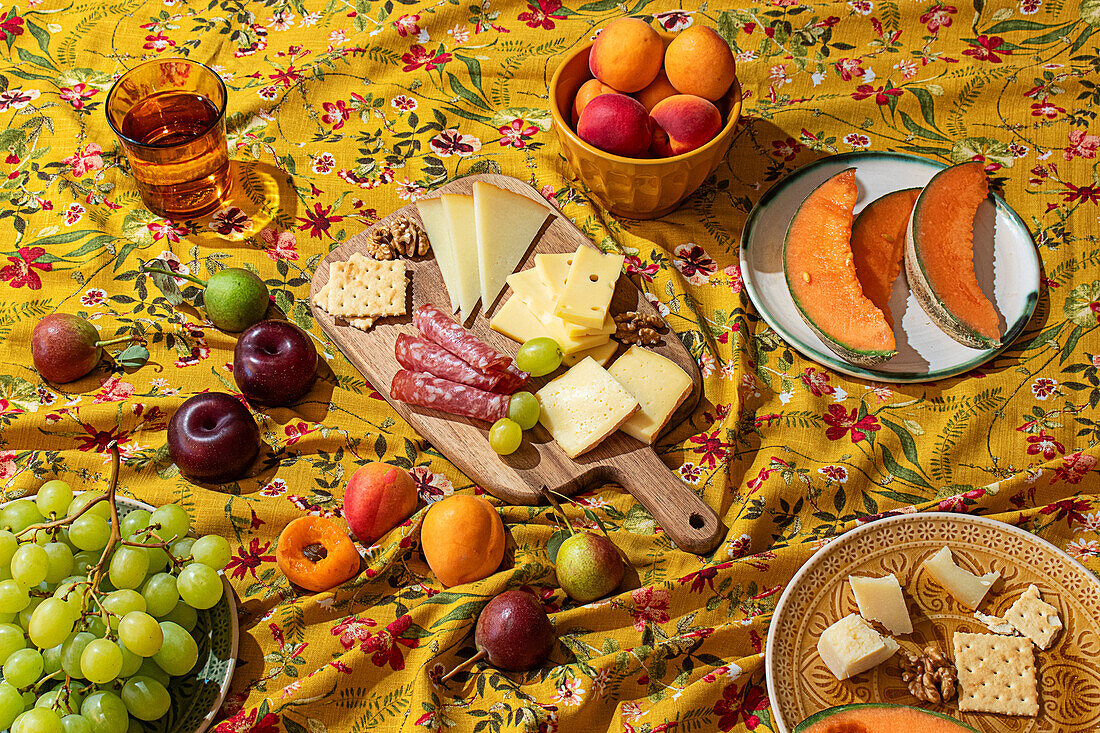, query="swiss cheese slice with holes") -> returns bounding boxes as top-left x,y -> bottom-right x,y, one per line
554,247 -> 624,329
536,356 -> 638,458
